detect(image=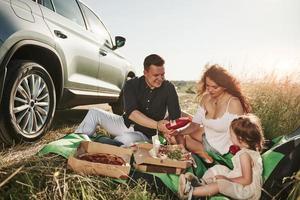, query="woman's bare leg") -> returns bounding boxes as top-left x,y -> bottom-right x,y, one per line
185,135 -> 213,163
192,183 -> 219,197
174,125 -> 203,146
